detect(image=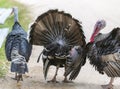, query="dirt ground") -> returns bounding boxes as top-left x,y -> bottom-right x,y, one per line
0,46 -> 120,89
0,0 -> 120,89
